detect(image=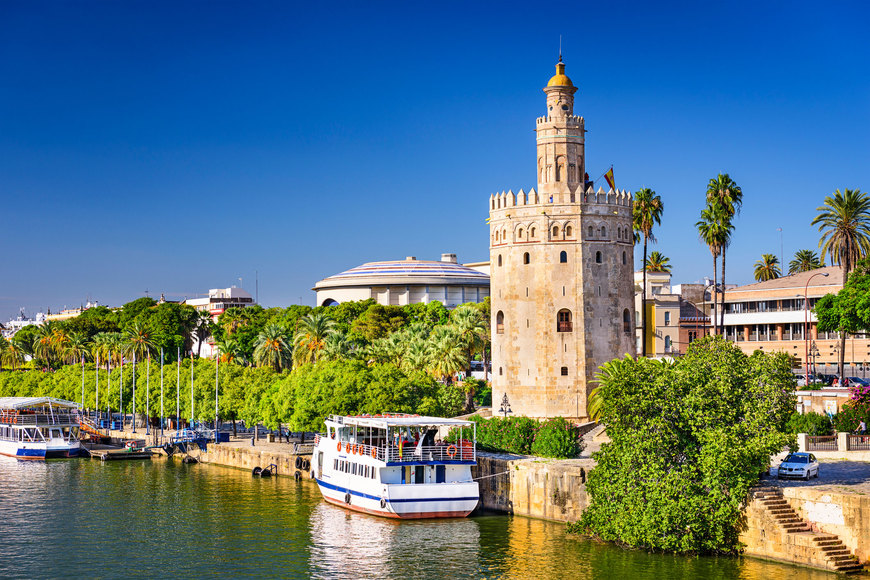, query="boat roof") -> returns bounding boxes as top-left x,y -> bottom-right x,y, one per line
327,414 -> 474,429
0,397 -> 81,410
